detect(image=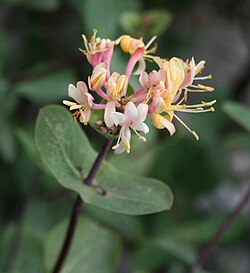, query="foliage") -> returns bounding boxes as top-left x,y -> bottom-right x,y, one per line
1,0 -> 250,273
